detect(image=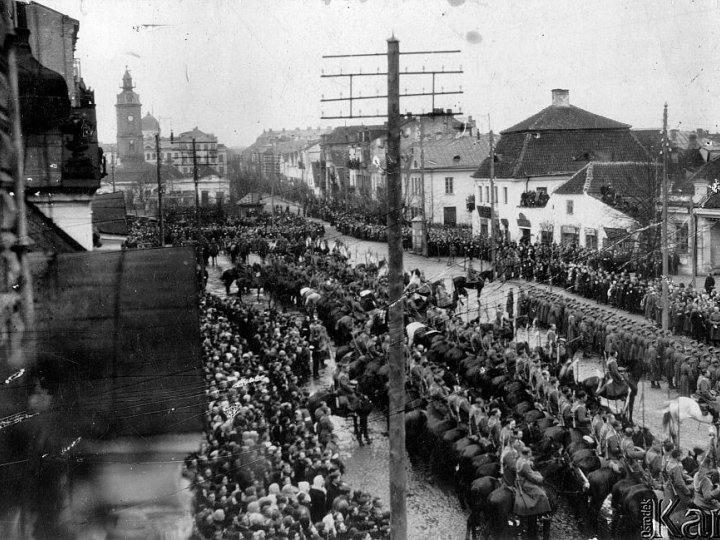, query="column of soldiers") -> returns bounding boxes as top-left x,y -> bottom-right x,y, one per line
520,285 -> 720,401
